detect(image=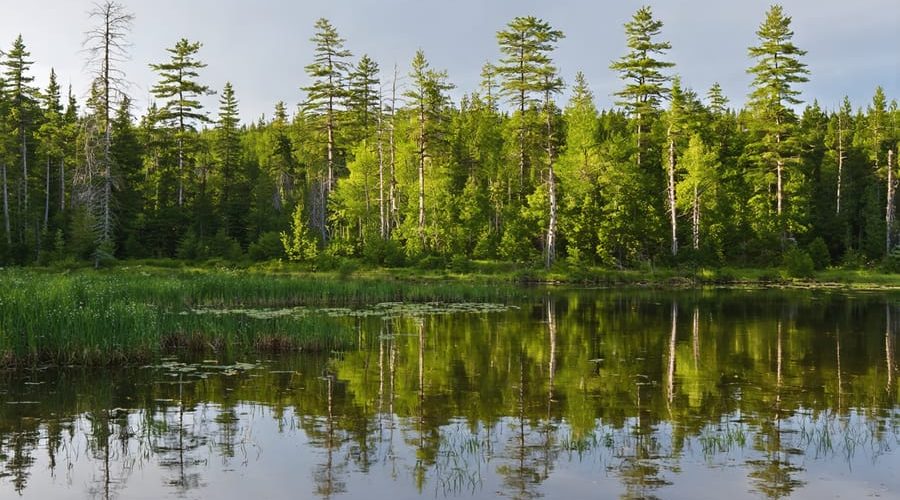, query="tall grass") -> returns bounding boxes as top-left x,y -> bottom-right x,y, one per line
0,267 -> 519,367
